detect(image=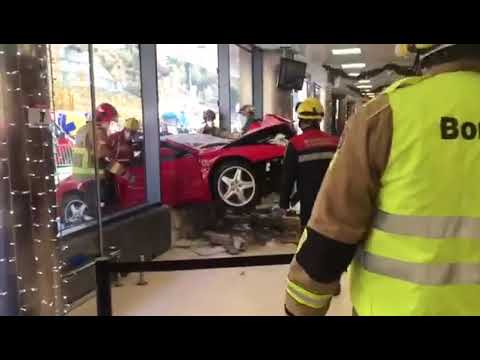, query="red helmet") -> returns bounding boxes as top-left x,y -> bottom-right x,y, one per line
95,103 -> 118,123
